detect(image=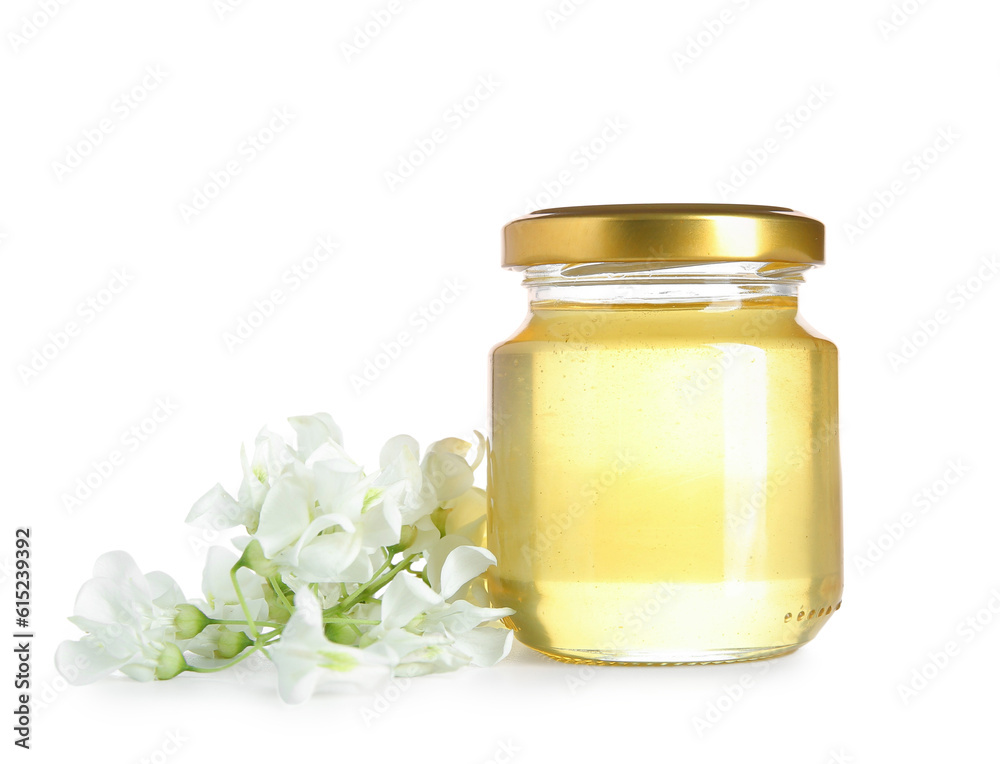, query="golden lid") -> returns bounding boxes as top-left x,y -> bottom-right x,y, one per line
502,204 -> 824,268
